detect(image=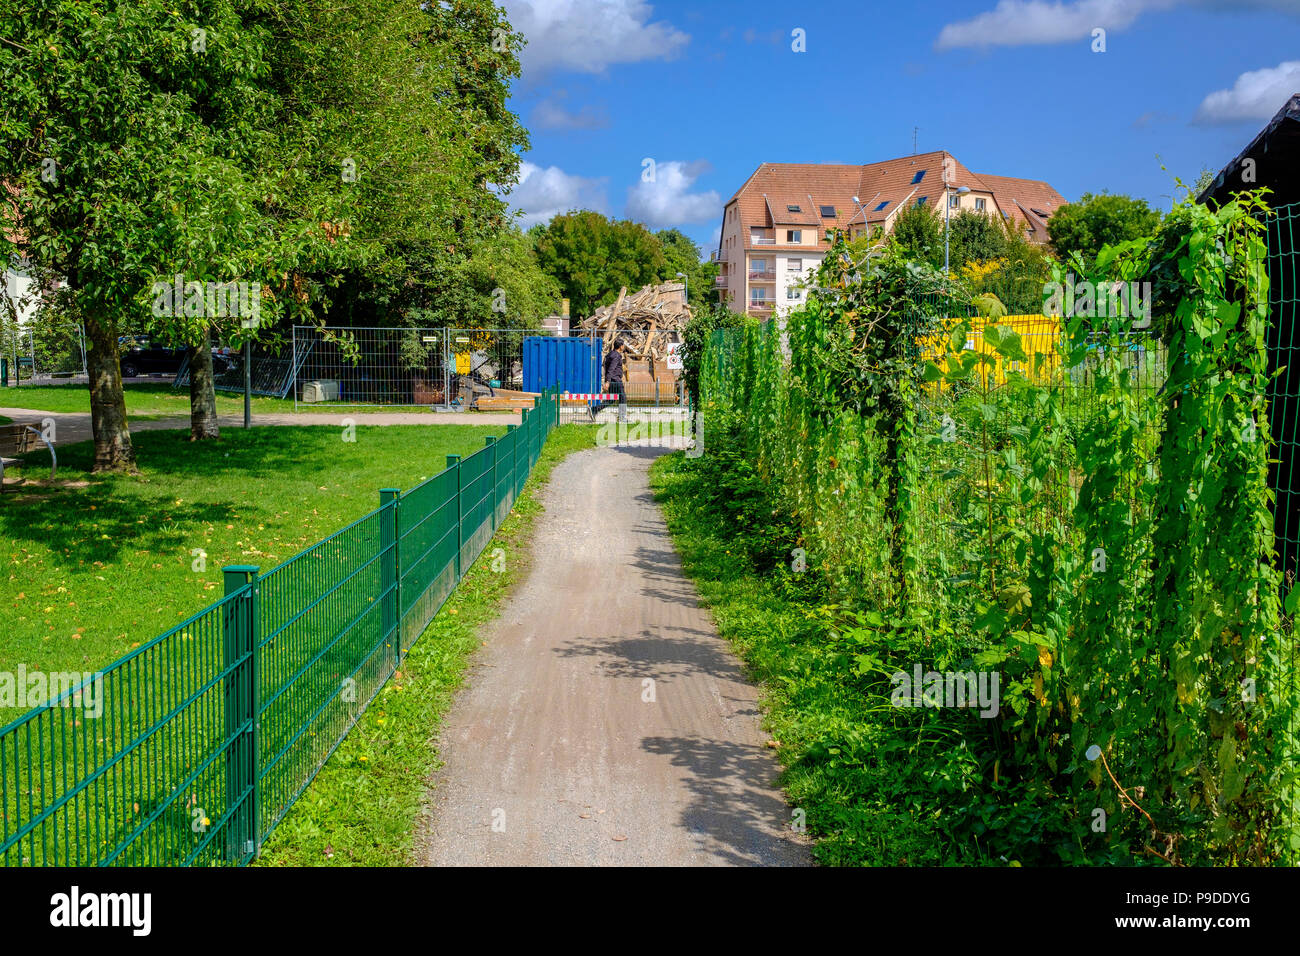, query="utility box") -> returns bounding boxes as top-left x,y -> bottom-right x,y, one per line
301,379 -> 340,403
